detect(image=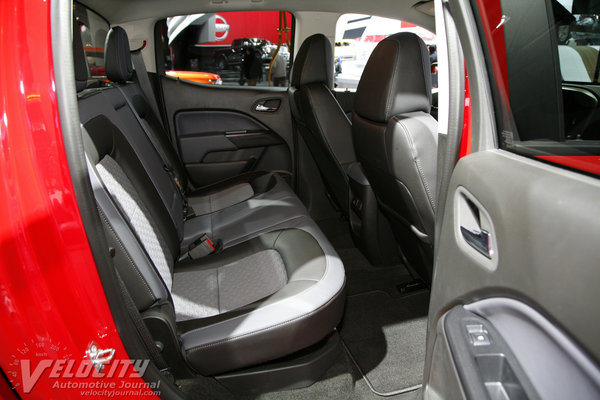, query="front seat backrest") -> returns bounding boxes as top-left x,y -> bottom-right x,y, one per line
353,32 -> 437,282
290,34 -> 356,215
